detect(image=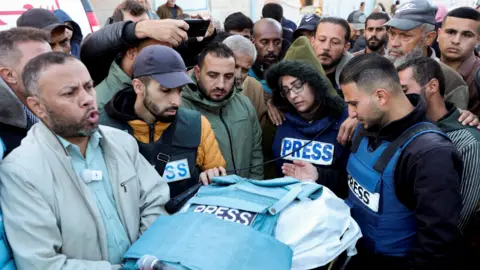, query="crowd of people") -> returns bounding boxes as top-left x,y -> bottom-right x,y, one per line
1,0 -> 480,269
